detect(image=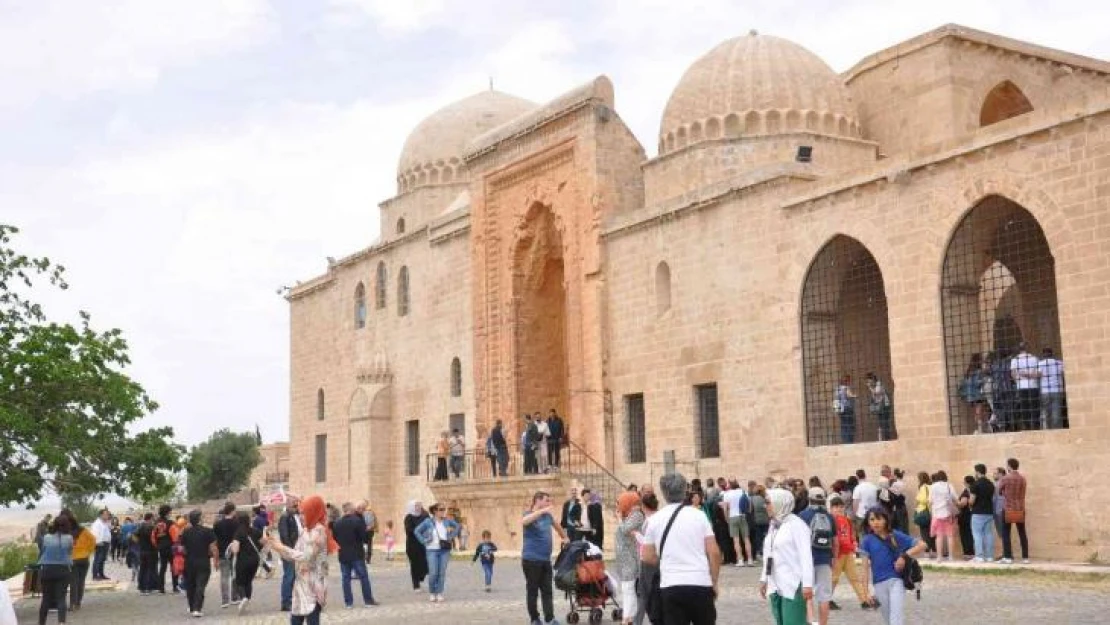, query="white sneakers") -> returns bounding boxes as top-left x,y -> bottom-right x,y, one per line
190,611 -> 203,618
237,598 -> 250,614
